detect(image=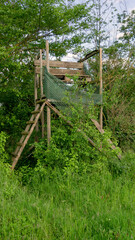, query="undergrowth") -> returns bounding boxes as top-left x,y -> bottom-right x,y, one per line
1,131 -> 135,239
